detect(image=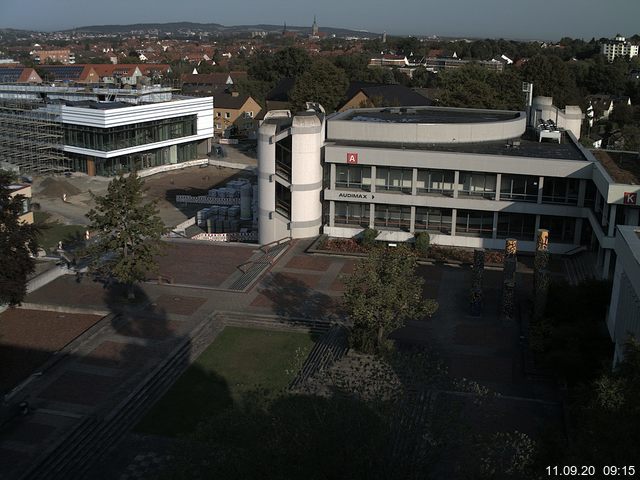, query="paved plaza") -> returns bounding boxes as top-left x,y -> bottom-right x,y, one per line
0,239 -> 563,479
